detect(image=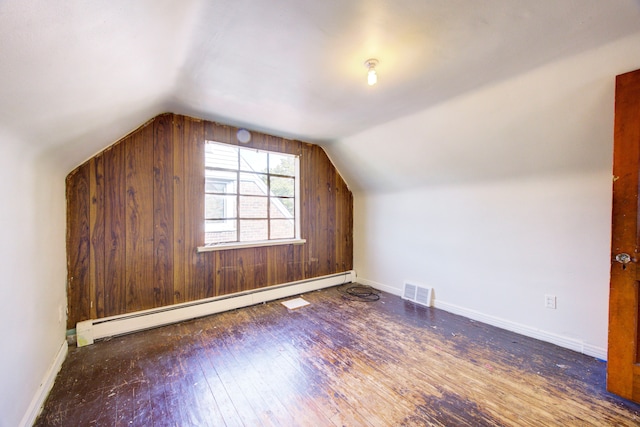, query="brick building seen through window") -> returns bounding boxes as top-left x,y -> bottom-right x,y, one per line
204,141 -> 299,246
